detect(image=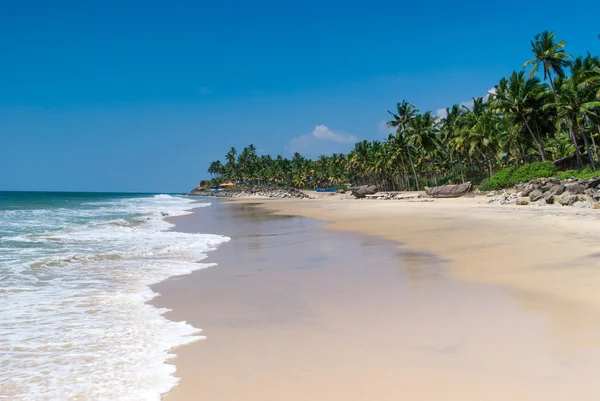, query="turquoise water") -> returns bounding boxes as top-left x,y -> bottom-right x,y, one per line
0,192 -> 229,400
